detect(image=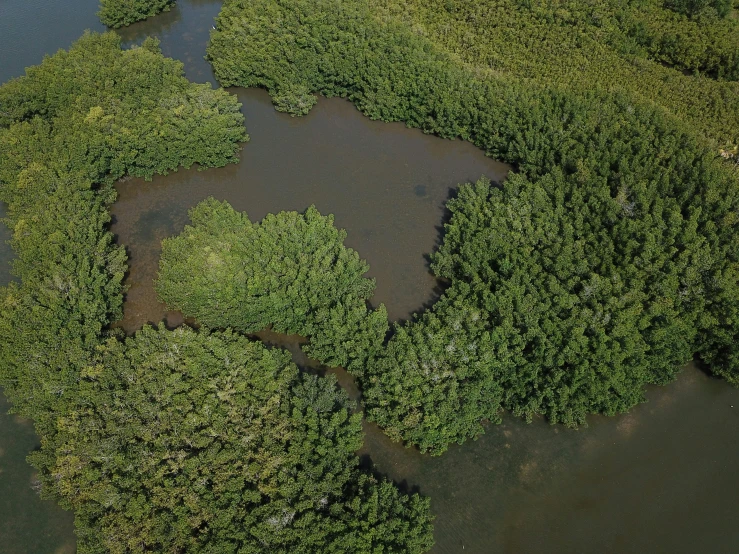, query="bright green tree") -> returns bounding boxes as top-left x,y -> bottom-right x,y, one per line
156,198 -> 389,376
